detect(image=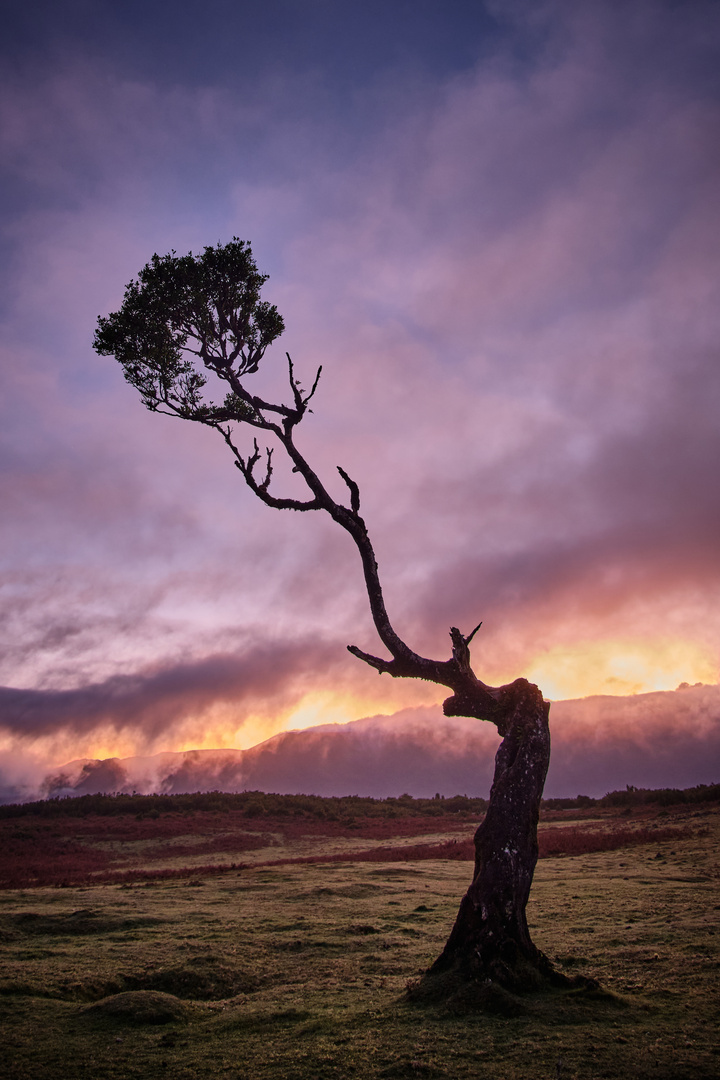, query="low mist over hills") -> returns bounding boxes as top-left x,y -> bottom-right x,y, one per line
3,682 -> 716,805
